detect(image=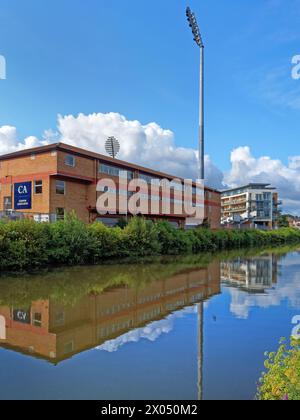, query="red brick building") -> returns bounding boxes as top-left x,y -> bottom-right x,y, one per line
0,143 -> 221,228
